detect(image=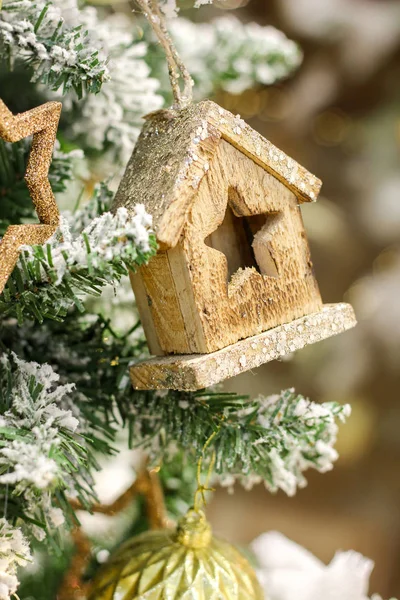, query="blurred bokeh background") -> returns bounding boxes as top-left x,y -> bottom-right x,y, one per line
199,0 -> 400,596
2,0 -> 399,596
